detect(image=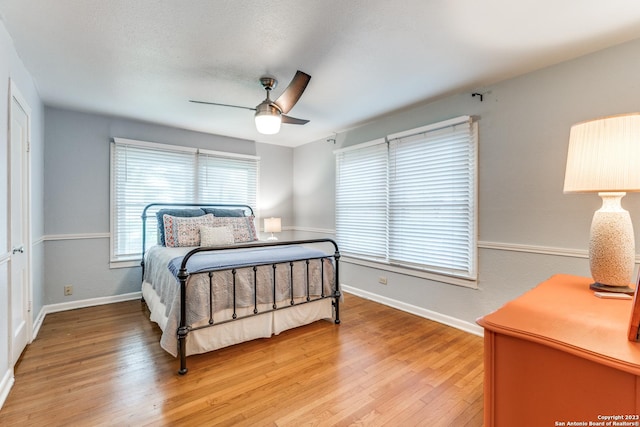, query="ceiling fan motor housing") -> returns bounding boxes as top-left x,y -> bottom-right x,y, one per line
259,76 -> 277,91
255,101 -> 281,117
